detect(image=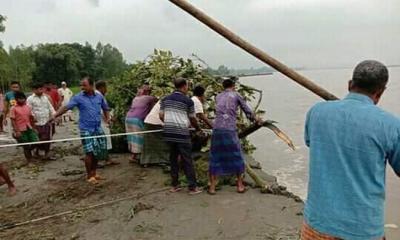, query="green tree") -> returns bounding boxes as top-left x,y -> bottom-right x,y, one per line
8,45 -> 36,88
94,42 -> 127,80
33,43 -> 83,85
